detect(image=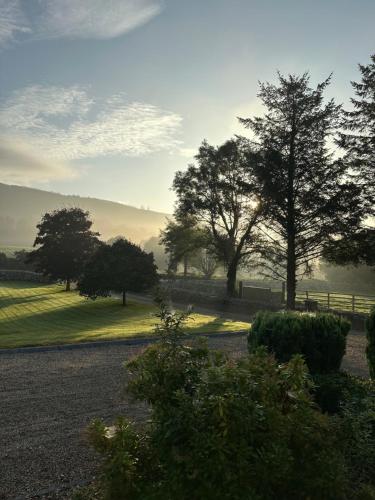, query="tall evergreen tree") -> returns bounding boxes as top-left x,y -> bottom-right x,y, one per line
240,73 -> 364,309
27,208 -> 100,291
338,53 -> 375,207
173,137 -> 263,296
